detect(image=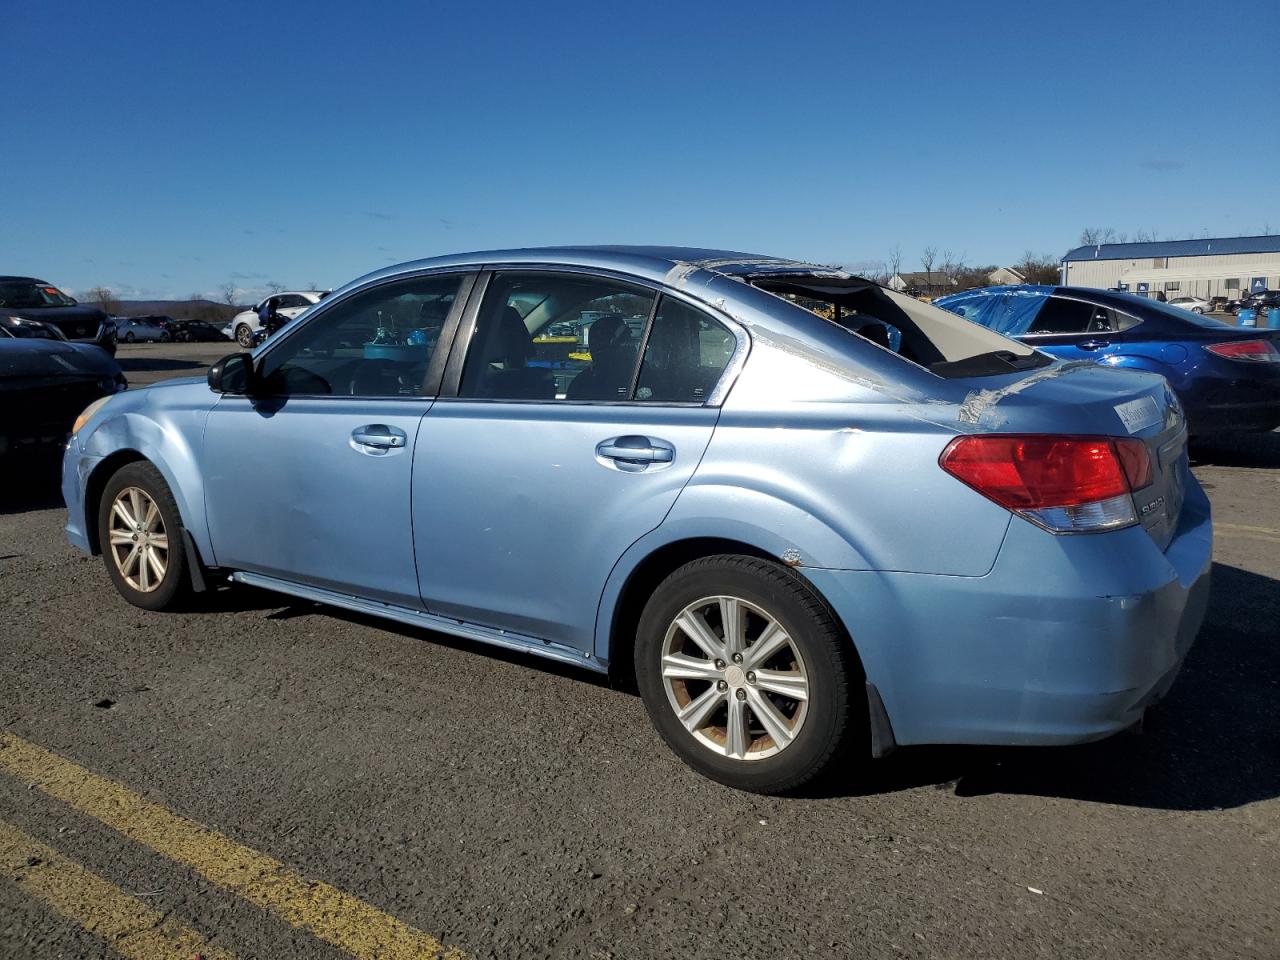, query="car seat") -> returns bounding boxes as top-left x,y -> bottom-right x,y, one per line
465,305 -> 555,400
566,315 -> 638,401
